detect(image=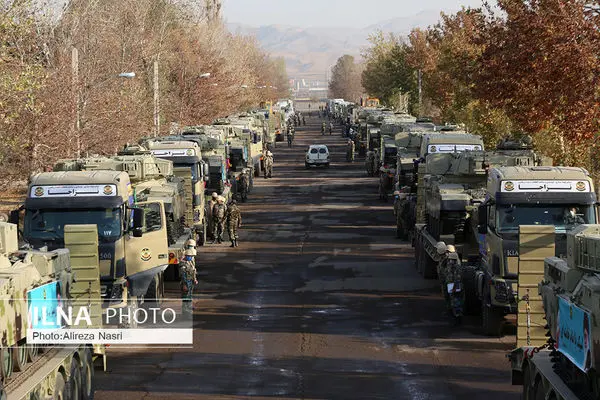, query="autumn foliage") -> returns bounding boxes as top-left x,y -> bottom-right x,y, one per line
361,0 -> 600,171
0,0 -> 288,183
